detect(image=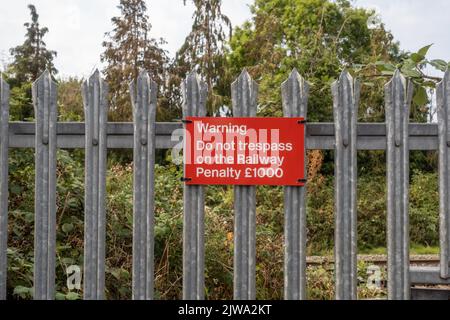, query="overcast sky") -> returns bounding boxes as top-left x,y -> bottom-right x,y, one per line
0,0 -> 448,78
